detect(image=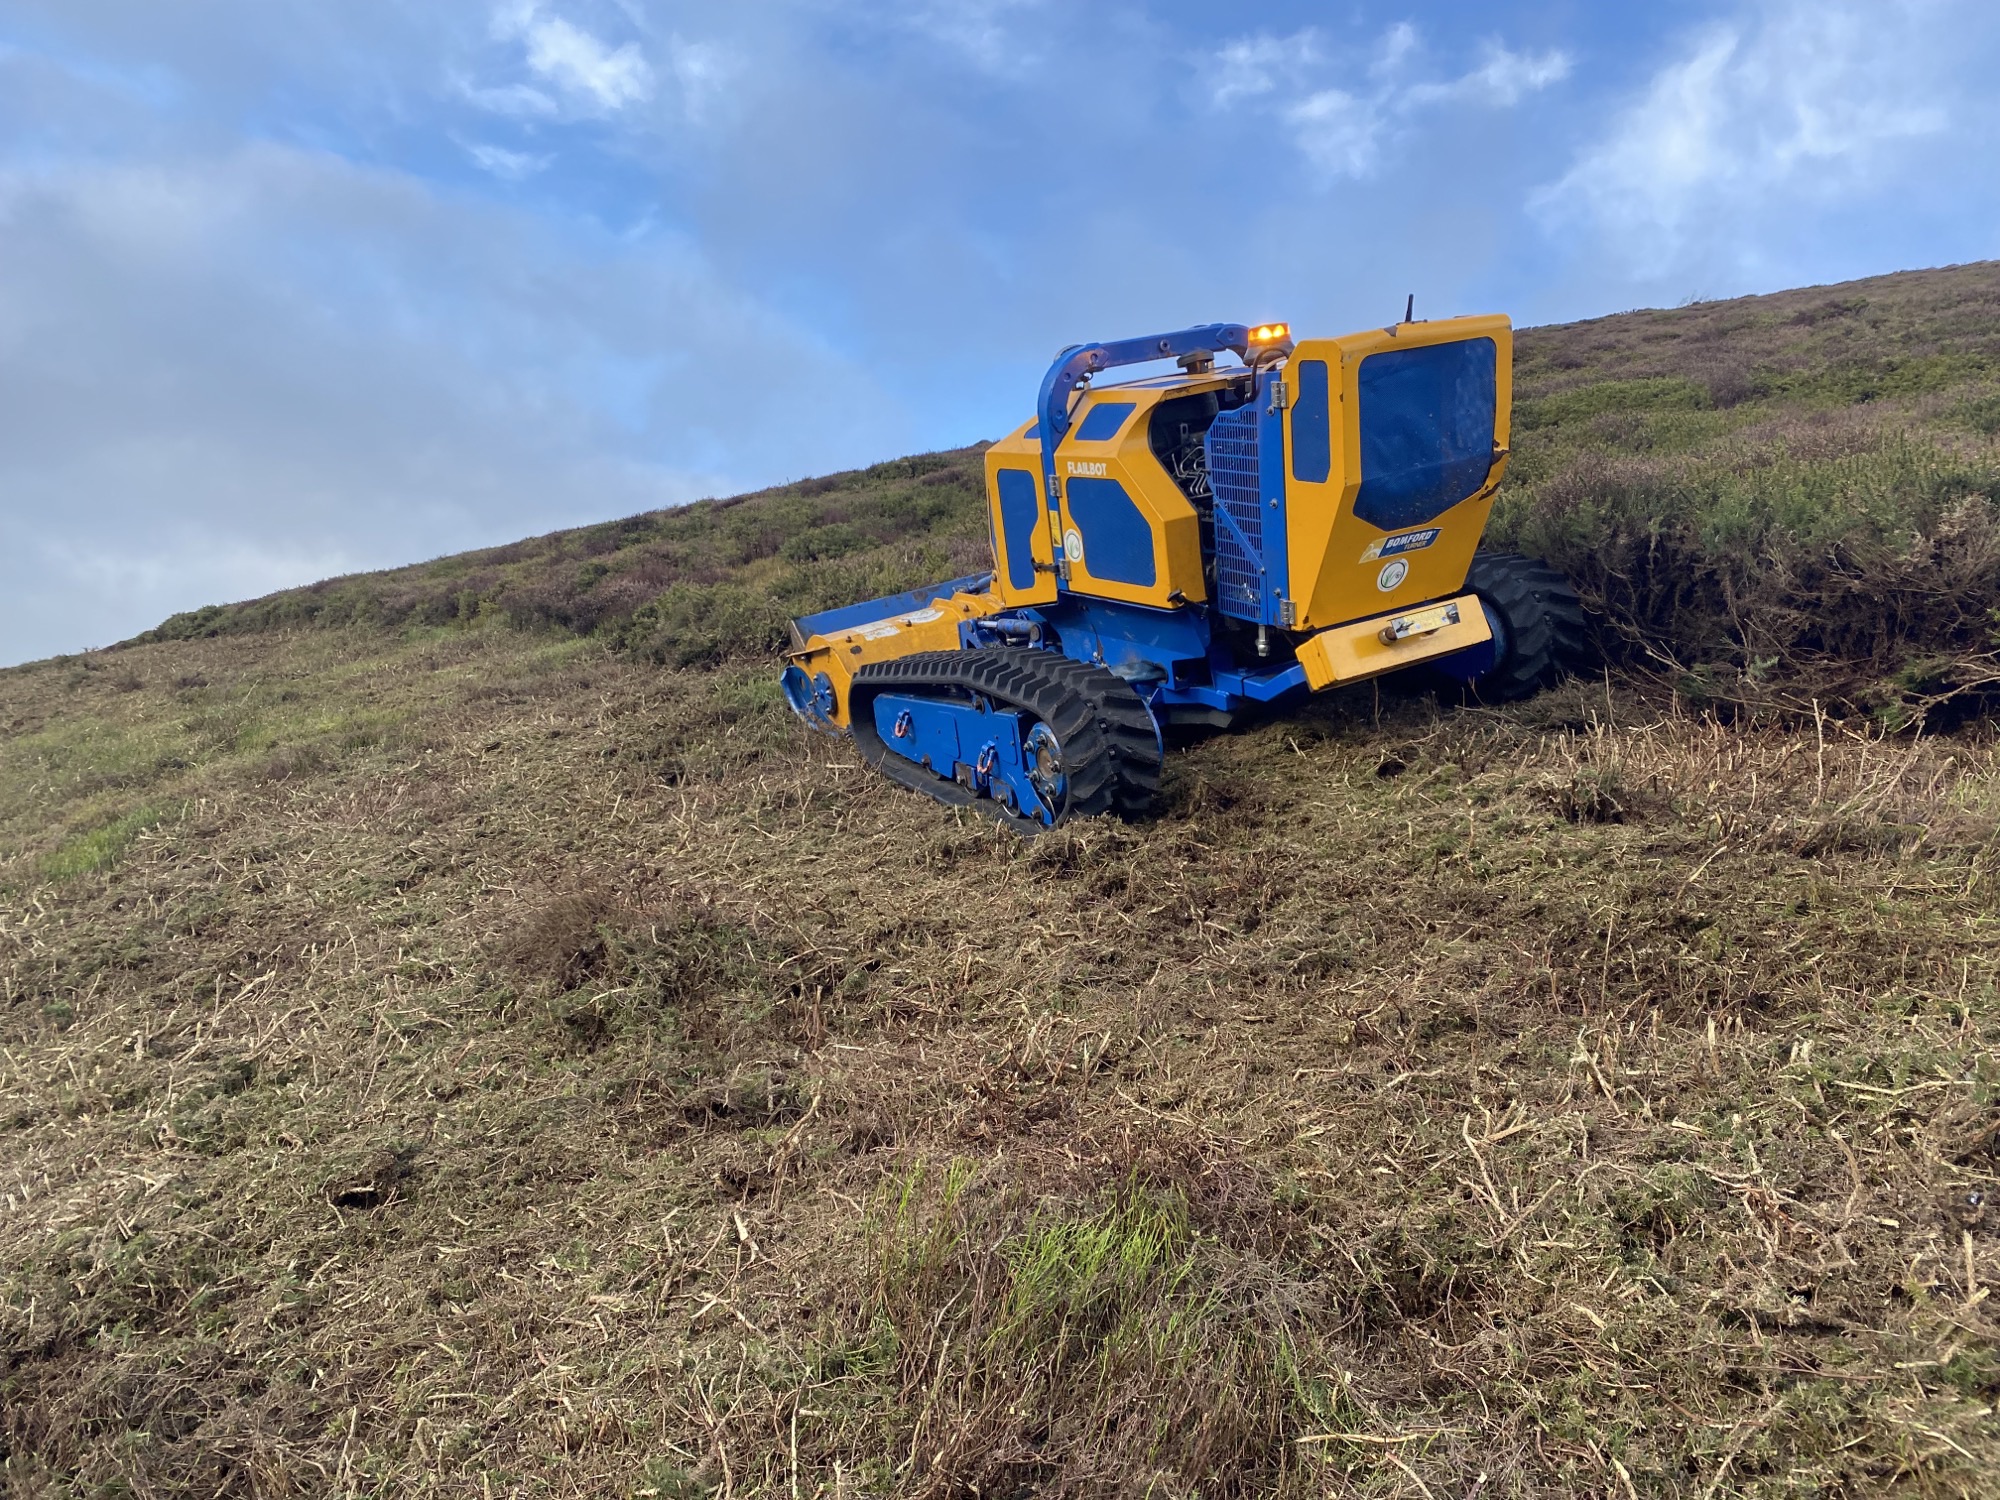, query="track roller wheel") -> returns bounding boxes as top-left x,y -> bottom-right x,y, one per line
848,648 -> 1162,832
